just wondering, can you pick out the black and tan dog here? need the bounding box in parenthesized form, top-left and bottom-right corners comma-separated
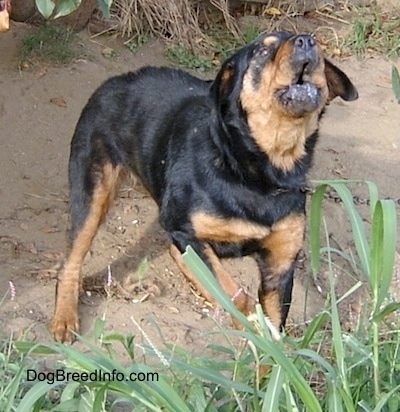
(50, 32, 358, 342)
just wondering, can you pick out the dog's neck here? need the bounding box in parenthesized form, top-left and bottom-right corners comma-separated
(245, 109, 320, 173)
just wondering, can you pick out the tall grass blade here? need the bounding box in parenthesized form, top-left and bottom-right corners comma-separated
(326, 182, 370, 275)
(300, 311, 329, 348)
(182, 246, 254, 330)
(324, 219, 355, 412)
(16, 382, 63, 412)
(365, 180, 379, 219)
(369, 200, 397, 314)
(309, 184, 328, 276)
(391, 65, 400, 103)
(262, 365, 285, 412)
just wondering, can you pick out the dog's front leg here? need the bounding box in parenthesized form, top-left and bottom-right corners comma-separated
(257, 213, 305, 330)
(169, 235, 256, 320)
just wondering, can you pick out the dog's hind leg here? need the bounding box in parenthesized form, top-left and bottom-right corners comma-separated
(50, 157, 122, 343)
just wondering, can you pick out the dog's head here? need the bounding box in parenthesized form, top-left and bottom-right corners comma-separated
(211, 32, 358, 171)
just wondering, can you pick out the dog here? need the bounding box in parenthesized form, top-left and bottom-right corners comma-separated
(50, 32, 358, 342)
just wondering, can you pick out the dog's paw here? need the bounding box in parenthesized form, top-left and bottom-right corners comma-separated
(50, 313, 79, 343)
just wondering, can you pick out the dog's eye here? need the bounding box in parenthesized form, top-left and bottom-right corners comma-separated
(253, 46, 271, 58)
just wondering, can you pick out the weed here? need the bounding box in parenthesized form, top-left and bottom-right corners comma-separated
(20, 23, 81, 65)
(166, 45, 214, 72)
(345, 7, 400, 57)
(124, 34, 152, 53)
(166, 25, 260, 72)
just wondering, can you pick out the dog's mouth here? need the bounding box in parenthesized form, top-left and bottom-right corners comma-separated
(274, 35, 324, 116)
(275, 67, 321, 117)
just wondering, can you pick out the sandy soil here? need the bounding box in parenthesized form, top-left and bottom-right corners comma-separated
(0, 23, 399, 357)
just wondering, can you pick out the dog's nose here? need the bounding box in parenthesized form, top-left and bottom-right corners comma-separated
(292, 35, 317, 66)
(294, 35, 316, 52)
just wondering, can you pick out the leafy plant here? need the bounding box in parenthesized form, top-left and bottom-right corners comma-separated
(35, 0, 113, 20)
(20, 24, 80, 65)
(166, 45, 214, 72)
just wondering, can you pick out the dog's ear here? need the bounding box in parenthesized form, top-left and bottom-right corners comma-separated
(324, 59, 358, 101)
(211, 49, 250, 110)
(211, 59, 238, 105)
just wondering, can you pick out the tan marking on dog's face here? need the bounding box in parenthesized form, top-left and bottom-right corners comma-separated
(240, 35, 329, 172)
(262, 34, 279, 47)
(191, 211, 270, 243)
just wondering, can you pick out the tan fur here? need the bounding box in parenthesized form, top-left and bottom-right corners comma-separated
(51, 163, 122, 342)
(259, 289, 282, 329)
(240, 41, 329, 172)
(262, 35, 279, 47)
(257, 213, 305, 329)
(262, 213, 305, 274)
(191, 211, 270, 243)
(170, 244, 216, 304)
(202, 245, 256, 315)
(170, 244, 256, 316)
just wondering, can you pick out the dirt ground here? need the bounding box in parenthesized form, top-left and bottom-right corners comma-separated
(0, 23, 399, 358)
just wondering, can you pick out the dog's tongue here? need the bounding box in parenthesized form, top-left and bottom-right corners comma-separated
(275, 83, 321, 116)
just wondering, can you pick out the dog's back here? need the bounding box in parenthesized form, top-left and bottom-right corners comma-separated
(69, 67, 209, 201)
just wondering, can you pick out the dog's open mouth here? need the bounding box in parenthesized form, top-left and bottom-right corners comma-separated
(275, 62, 322, 116)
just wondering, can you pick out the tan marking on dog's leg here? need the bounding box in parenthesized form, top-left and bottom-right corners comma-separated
(202, 245, 256, 317)
(259, 290, 282, 331)
(170, 244, 256, 329)
(259, 213, 305, 330)
(170, 244, 216, 305)
(191, 211, 270, 243)
(50, 164, 121, 343)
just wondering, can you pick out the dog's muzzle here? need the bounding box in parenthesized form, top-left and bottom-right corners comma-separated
(275, 35, 323, 116)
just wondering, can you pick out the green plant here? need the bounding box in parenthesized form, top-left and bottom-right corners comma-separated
(166, 25, 260, 72)
(125, 34, 152, 53)
(0, 334, 41, 412)
(392, 65, 400, 103)
(166, 45, 214, 72)
(35, 0, 113, 20)
(345, 8, 400, 57)
(20, 23, 80, 65)
(310, 180, 398, 407)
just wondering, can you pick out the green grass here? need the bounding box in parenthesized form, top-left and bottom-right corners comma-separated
(166, 25, 260, 72)
(124, 34, 153, 53)
(20, 23, 81, 65)
(345, 8, 400, 57)
(3, 180, 399, 411)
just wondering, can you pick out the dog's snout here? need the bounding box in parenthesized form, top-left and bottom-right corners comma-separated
(292, 35, 318, 68)
(294, 35, 316, 52)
